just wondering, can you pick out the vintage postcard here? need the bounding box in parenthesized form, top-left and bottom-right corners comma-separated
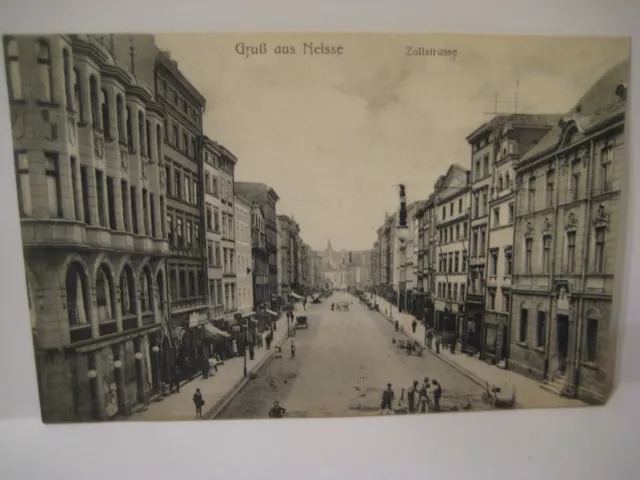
(1, 32, 629, 423)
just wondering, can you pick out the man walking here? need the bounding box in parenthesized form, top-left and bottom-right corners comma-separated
(380, 383, 395, 415)
(268, 400, 286, 418)
(265, 332, 272, 350)
(290, 341, 296, 359)
(426, 329, 434, 350)
(172, 365, 181, 393)
(193, 388, 205, 419)
(411, 318, 418, 333)
(407, 381, 419, 413)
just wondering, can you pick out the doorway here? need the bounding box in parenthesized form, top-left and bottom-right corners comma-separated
(556, 314, 569, 374)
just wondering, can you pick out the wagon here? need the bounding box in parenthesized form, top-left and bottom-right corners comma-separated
(295, 316, 309, 329)
(481, 381, 516, 409)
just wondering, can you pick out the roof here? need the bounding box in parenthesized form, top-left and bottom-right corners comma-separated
(519, 58, 629, 165)
(235, 182, 280, 202)
(466, 114, 563, 143)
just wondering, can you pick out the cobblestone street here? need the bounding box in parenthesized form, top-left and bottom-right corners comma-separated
(217, 293, 488, 420)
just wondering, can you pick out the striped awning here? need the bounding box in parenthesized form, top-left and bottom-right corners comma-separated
(265, 309, 279, 317)
(203, 322, 231, 340)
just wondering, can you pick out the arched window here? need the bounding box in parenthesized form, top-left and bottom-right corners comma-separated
(73, 68, 83, 122)
(4, 38, 22, 100)
(66, 262, 89, 327)
(36, 39, 53, 102)
(189, 271, 196, 297)
(505, 172, 511, 189)
(140, 268, 153, 312)
(156, 270, 165, 306)
(116, 95, 125, 142)
(146, 119, 152, 157)
(63, 49, 72, 108)
(138, 111, 146, 155)
(89, 75, 99, 128)
(96, 265, 115, 322)
(156, 125, 163, 163)
(498, 175, 503, 191)
(119, 265, 137, 315)
(101, 89, 110, 137)
(126, 106, 133, 150)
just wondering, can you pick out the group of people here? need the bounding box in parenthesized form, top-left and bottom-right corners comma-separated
(380, 378, 443, 415)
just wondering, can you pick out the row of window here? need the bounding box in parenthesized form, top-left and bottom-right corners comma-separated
(438, 221, 468, 245)
(522, 227, 606, 275)
(163, 118, 198, 160)
(522, 146, 614, 214)
(206, 279, 239, 311)
(169, 268, 206, 301)
(16, 151, 165, 241)
(436, 281, 466, 303)
(438, 250, 468, 275)
(165, 164, 199, 206)
(166, 211, 201, 250)
(517, 308, 598, 363)
(157, 77, 201, 126)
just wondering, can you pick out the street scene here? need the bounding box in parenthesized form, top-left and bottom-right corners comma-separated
(2, 32, 628, 423)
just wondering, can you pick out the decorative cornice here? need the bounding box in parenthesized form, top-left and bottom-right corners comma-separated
(593, 203, 610, 228)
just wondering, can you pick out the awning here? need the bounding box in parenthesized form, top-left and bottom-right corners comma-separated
(290, 292, 303, 300)
(265, 309, 279, 317)
(242, 311, 256, 319)
(203, 322, 231, 340)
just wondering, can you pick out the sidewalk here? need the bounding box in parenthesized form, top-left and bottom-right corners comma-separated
(126, 315, 290, 422)
(371, 295, 586, 409)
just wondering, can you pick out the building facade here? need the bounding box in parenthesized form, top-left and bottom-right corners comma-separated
(215, 145, 237, 321)
(277, 215, 292, 301)
(469, 114, 560, 362)
(509, 59, 628, 404)
(203, 137, 223, 323)
(155, 47, 210, 369)
(416, 195, 436, 324)
(433, 165, 470, 340)
(234, 194, 254, 321)
(234, 182, 279, 310)
(9, 35, 171, 422)
(250, 202, 270, 321)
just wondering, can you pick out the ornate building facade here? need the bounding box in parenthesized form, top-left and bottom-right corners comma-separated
(509, 59, 628, 404)
(7, 35, 171, 422)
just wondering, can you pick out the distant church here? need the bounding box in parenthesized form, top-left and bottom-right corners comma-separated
(322, 239, 348, 288)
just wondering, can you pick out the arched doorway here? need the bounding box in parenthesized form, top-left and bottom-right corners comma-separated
(66, 262, 92, 343)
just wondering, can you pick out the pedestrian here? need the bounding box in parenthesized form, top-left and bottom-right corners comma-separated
(427, 329, 434, 350)
(418, 378, 429, 413)
(380, 383, 395, 415)
(201, 356, 210, 379)
(394, 320, 399, 332)
(172, 365, 181, 393)
(193, 388, 205, 418)
(266, 333, 272, 350)
(290, 341, 296, 359)
(268, 400, 287, 418)
(435, 335, 441, 354)
(450, 336, 456, 354)
(407, 381, 419, 413)
(249, 342, 255, 360)
(412, 319, 417, 333)
(432, 380, 442, 411)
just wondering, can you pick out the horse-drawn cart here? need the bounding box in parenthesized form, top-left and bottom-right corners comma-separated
(394, 339, 424, 356)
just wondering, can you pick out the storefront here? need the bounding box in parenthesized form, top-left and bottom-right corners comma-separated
(481, 311, 508, 364)
(463, 293, 485, 354)
(169, 310, 210, 380)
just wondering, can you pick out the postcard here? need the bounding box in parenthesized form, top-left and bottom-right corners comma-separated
(1, 32, 629, 423)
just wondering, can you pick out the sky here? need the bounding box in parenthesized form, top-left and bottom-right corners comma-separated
(154, 33, 628, 252)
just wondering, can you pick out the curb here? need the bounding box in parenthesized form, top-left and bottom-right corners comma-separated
(374, 302, 487, 389)
(206, 330, 289, 420)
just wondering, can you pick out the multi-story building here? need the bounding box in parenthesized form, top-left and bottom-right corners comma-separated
(250, 201, 270, 326)
(416, 194, 436, 324)
(509, 59, 628, 404)
(203, 137, 223, 323)
(154, 47, 211, 367)
(8, 35, 171, 421)
(234, 182, 279, 310)
(433, 165, 470, 340)
(300, 242, 311, 293)
(234, 194, 254, 322)
(277, 215, 292, 301)
(464, 122, 494, 352)
(276, 216, 283, 302)
(469, 114, 560, 362)
(216, 146, 237, 320)
(402, 200, 423, 315)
